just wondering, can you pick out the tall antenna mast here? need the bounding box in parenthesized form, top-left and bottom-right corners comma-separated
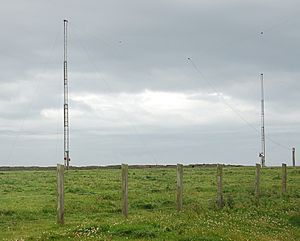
(260, 73, 266, 167)
(63, 19, 70, 169)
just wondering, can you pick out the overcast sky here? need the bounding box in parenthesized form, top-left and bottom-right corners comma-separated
(0, 0, 299, 166)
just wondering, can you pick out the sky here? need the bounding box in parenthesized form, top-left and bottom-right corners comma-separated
(0, 0, 299, 166)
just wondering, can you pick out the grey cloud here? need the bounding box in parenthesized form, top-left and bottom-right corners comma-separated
(0, 0, 299, 166)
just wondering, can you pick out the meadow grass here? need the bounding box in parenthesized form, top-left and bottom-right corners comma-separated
(0, 166, 299, 240)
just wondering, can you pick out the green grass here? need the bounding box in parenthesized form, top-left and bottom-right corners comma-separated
(0, 166, 299, 240)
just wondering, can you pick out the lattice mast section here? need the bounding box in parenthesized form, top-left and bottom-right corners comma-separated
(63, 20, 70, 169)
(260, 73, 266, 167)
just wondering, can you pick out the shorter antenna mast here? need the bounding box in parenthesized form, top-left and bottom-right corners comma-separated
(260, 73, 266, 167)
(63, 19, 70, 169)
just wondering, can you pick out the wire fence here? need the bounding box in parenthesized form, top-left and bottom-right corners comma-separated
(1, 164, 299, 225)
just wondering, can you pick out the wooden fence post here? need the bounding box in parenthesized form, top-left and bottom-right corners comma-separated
(176, 164, 183, 211)
(217, 164, 224, 209)
(282, 163, 287, 195)
(122, 164, 128, 218)
(255, 164, 261, 200)
(292, 148, 296, 167)
(57, 164, 64, 224)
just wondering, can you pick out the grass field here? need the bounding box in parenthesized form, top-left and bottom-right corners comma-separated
(0, 165, 299, 240)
